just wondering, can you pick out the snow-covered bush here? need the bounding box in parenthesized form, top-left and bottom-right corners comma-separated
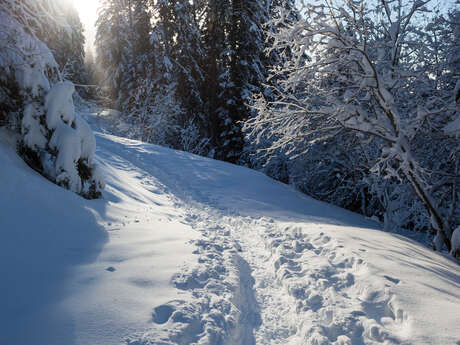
(124, 78, 183, 146)
(0, 7, 104, 199)
(123, 77, 213, 156)
(179, 119, 212, 157)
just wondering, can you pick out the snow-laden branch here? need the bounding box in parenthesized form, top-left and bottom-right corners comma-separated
(244, 0, 459, 253)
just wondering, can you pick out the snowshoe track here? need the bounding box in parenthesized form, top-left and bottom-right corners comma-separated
(235, 219, 410, 345)
(109, 136, 410, 345)
(126, 208, 261, 345)
(124, 195, 410, 345)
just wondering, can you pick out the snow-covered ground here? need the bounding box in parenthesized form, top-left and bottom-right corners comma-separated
(0, 105, 459, 345)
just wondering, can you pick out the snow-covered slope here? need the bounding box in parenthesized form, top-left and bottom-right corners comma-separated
(0, 126, 199, 345)
(0, 108, 458, 345)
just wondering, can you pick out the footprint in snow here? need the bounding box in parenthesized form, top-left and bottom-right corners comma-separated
(383, 275, 400, 284)
(152, 305, 174, 324)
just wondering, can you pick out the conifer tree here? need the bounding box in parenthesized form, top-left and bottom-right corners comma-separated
(96, 0, 151, 108)
(96, 0, 130, 104)
(151, 0, 205, 128)
(200, 0, 231, 149)
(0, 0, 104, 198)
(200, 0, 269, 162)
(170, 1, 206, 129)
(55, 7, 87, 86)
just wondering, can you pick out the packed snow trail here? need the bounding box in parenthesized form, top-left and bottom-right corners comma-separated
(0, 105, 458, 345)
(97, 130, 457, 345)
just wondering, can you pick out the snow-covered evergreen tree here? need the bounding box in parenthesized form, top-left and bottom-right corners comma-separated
(168, 0, 206, 130)
(96, 0, 149, 107)
(45, 3, 88, 87)
(199, 0, 269, 162)
(224, 0, 268, 162)
(199, 0, 232, 152)
(0, 0, 104, 198)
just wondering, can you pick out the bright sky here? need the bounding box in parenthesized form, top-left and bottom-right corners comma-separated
(71, 0, 100, 53)
(73, 0, 457, 53)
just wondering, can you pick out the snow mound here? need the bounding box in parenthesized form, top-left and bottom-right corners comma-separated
(45, 81, 76, 129)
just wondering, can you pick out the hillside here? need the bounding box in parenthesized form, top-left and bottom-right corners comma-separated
(0, 107, 459, 345)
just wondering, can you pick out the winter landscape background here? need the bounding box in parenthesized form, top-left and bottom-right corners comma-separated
(0, 0, 459, 344)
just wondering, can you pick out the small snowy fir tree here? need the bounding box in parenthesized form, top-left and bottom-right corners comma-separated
(0, 0, 104, 199)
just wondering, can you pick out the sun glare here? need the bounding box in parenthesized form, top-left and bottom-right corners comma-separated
(71, 0, 100, 51)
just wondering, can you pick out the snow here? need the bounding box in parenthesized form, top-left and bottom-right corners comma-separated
(45, 81, 76, 130)
(0, 127, 106, 345)
(49, 121, 82, 191)
(0, 125, 198, 345)
(451, 227, 460, 258)
(75, 113, 96, 162)
(444, 116, 460, 138)
(0, 105, 459, 345)
(0, 11, 56, 97)
(22, 103, 47, 150)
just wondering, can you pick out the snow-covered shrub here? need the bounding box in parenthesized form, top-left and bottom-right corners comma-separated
(124, 78, 183, 146)
(123, 77, 213, 156)
(179, 119, 212, 157)
(0, 8, 104, 199)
